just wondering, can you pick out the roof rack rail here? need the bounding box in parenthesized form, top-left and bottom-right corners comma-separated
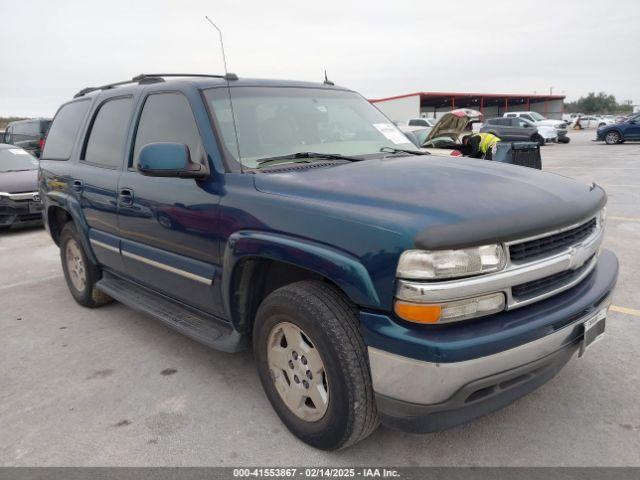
(73, 73, 238, 98)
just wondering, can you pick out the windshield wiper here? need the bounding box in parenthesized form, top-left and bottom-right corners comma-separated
(255, 152, 362, 168)
(3, 169, 34, 172)
(380, 147, 430, 156)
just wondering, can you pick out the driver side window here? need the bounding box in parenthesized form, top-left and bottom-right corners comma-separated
(132, 92, 204, 168)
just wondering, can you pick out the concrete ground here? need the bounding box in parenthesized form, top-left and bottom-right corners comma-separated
(1, 130, 639, 466)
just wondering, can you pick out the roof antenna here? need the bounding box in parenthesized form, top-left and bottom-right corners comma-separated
(205, 16, 243, 171)
(323, 69, 334, 86)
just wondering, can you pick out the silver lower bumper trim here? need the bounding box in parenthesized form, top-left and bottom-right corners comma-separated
(368, 297, 610, 405)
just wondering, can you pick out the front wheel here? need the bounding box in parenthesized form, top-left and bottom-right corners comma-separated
(604, 131, 621, 145)
(60, 223, 112, 308)
(253, 281, 378, 450)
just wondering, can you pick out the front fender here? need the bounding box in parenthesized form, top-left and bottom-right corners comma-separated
(221, 230, 382, 319)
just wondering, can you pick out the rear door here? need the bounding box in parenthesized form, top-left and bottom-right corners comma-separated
(75, 95, 135, 271)
(117, 91, 224, 316)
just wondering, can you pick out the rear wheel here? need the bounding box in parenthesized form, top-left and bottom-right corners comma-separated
(253, 281, 378, 450)
(60, 223, 112, 308)
(532, 134, 545, 146)
(605, 131, 621, 145)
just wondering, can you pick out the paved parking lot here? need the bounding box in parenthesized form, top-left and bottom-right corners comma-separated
(1, 130, 639, 466)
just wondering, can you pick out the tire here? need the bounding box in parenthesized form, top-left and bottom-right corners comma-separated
(604, 131, 621, 145)
(253, 280, 378, 450)
(559, 136, 571, 144)
(598, 123, 606, 128)
(59, 222, 112, 308)
(157, 212, 176, 229)
(532, 134, 545, 146)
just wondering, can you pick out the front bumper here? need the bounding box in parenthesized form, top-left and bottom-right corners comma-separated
(0, 193, 43, 228)
(362, 249, 618, 433)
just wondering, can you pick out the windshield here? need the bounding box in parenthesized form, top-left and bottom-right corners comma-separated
(0, 148, 38, 172)
(529, 112, 546, 121)
(204, 87, 416, 169)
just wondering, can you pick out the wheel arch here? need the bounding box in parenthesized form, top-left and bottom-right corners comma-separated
(605, 129, 623, 143)
(44, 192, 97, 264)
(222, 231, 381, 334)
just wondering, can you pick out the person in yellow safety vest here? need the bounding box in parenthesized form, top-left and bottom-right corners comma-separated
(461, 132, 501, 159)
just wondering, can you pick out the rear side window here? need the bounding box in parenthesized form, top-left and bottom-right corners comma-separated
(42, 100, 90, 160)
(505, 113, 516, 118)
(132, 92, 203, 168)
(83, 97, 134, 168)
(41, 120, 52, 136)
(14, 123, 38, 136)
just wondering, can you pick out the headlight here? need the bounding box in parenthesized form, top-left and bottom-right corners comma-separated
(397, 244, 505, 280)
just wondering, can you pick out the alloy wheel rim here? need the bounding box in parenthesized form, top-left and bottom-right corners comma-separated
(66, 239, 87, 292)
(606, 133, 618, 143)
(267, 321, 329, 422)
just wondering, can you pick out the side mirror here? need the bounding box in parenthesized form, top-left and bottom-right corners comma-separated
(137, 143, 209, 179)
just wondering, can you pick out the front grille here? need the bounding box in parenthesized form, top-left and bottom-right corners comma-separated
(509, 218, 597, 262)
(512, 255, 594, 300)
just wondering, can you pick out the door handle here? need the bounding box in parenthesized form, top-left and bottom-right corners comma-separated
(119, 188, 134, 206)
(72, 180, 83, 192)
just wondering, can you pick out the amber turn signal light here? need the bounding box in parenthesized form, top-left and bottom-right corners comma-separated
(394, 301, 442, 324)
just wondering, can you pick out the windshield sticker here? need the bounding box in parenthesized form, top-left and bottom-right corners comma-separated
(8, 149, 29, 155)
(373, 123, 408, 144)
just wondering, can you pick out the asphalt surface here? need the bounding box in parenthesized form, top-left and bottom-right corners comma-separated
(1, 130, 639, 466)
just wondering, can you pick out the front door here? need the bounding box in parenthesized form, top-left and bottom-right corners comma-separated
(117, 91, 224, 316)
(624, 116, 640, 139)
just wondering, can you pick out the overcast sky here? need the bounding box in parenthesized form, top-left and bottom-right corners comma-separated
(1, 0, 639, 117)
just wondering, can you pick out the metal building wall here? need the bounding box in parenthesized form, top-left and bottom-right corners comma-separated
(372, 95, 421, 123)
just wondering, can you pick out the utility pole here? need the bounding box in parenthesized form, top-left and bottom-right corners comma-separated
(550, 86, 554, 95)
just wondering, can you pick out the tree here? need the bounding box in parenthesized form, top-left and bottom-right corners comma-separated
(564, 92, 632, 115)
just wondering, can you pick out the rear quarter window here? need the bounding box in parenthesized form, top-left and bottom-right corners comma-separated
(42, 100, 90, 160)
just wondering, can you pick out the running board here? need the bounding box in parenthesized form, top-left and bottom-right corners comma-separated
(96, 273, 246, 352)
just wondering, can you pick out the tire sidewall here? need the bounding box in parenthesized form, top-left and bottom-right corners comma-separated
(254, 296, 354, 449)
(60, 223, 99, 305)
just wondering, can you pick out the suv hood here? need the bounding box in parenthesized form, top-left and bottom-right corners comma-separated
(0, 169, 38, 193)
(254, 156, 606, 250)
(424, 109, 483, 144)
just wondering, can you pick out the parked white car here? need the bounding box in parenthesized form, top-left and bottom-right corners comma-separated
(576, 116, 615, 128)
(503, 111, 570, 143)
(407, 118, 436, 128)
